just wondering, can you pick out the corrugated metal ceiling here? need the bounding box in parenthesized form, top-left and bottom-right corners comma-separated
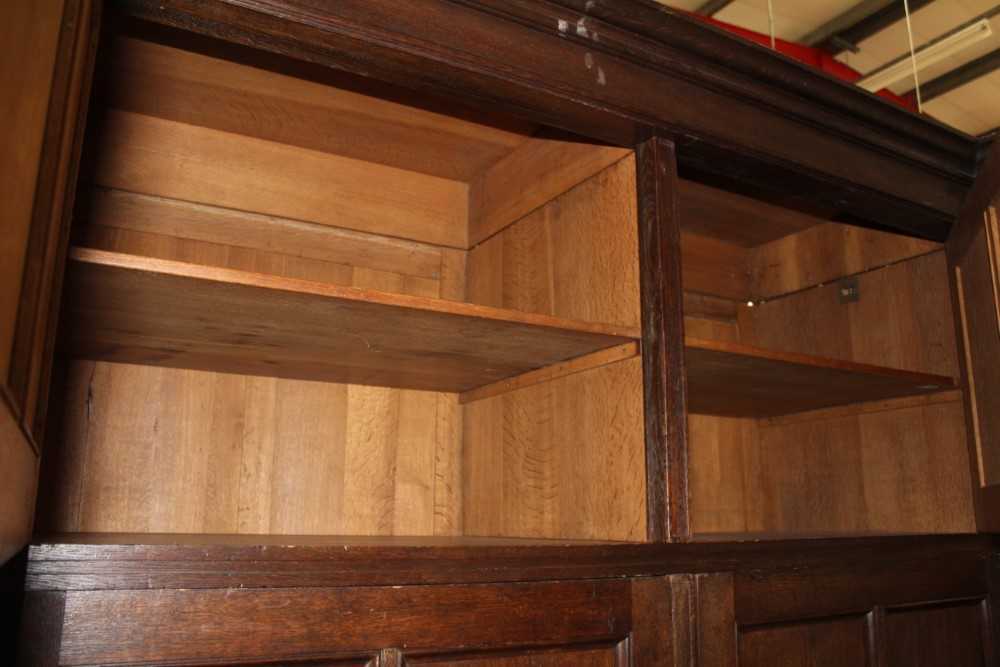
(658, 0, 1000, 137)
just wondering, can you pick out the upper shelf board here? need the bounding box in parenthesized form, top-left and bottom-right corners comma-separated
(685, 338, 957, 418)
(66, 248, 639, 393)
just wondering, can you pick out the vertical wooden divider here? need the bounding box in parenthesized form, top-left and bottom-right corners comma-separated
(636, 135, 690, 542)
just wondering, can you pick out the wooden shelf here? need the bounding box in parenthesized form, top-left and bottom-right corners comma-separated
(30, 533, 625, 550)
(685, 338, 957, 418)
(66, 248, 639, 393)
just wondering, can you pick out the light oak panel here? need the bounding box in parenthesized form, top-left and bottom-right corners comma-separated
(685, 338, 955, 418)
(688, 414, 760, 534)
(66, 249, 636, 393)
(105, 36, 532, 182)
(40, 265, 461, 535)
(679, 233, 752, 301)
(93, 111, 469, 248)
(687, 253, 973, 537)
(740, 251, 959, 377)
(749, 222, 941, 299)
(88, 189, 444, 280)
(467, 155, 640, 327)
(39, 227, 463, 537)
(678, 179, 822, 247)
(468, 137, 631, 246)
(464, 156, 644, 541)
(688, 395, 975, 536)
(463, 358, 646, 541)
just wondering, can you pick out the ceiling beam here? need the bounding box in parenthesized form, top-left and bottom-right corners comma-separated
(901, 48, 1000, 103)
(694, 0, 736, 17)
(808, 0, 937, 55)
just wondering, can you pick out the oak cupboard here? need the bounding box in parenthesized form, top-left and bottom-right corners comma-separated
(3, 0, 1000, 664)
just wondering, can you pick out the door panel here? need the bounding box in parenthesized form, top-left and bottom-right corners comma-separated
(0, 0, 96, 564)
(884, 602, 987, 667)
(739, 617, 869, 667)
(949, 141, 1000, 531)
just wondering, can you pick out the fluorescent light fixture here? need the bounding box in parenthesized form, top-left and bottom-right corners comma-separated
(857, 18, 993, 92)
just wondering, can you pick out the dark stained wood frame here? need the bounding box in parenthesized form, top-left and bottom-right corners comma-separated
(18, 534, 997, 665)
(5, 0, 100, 450)
(637, 136, 689, 542)
(948, 141, 1000, 533)
(112, 0, 980, 240)
(24, 533, 994, 591)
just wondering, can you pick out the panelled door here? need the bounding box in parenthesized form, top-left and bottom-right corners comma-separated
(949, 140, 1000, 532)
(0, 0, 97, 564)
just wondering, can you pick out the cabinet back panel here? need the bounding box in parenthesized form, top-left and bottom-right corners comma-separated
(38, 360, 462, 535)
(688, 253, 974, 537)
(690, 396, 975, 536)
(739, 251, 959, 377)
(92, 110, 470, 248)
(463, 155, 645, 541)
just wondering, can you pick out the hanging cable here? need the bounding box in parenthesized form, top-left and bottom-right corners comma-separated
(767, 0, 777, 50)
(903, 0, 923, 112)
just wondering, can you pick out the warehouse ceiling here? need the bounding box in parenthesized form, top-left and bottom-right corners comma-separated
(658, 0, 1000, 138)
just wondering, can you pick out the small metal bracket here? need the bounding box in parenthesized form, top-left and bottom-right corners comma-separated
(838, 277, 860, 303)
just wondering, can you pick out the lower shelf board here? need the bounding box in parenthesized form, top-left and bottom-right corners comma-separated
(66, 248, 639, 393)
(685, 338, 957, 418)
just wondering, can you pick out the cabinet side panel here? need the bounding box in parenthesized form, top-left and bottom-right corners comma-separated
(464, 155, 644, 541)
(0, 0, 65, 384)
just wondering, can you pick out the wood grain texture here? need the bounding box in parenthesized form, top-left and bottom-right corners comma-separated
(467, 154, 640, 327)
(693, 574, 738, 667)
(677, 179, 821, 247)
(688, 415, 760, 535)
(685, 337, 956, 418)
(463, 359, 645, 541)
(739, 617, 869, 667)
(630, 577, 674, 666)
(40, 229, 464, 537)
(112, 0, 975, 241)
(463, 152, 644, 541)
(749, 222, 941, 298)
(468, 137, 631, 246)
(686, 252, 973, 537)
(93, 110, 470, 247)
(947, 141, 1000, 532)
(690, 397, 975, 536)
(0, 0, 64, 384)
(58, 580, 631, 665)
(9, 0, 98, 446)
(742, 252, 960, 378)
(636, 137, 690, 543)
(754, 401, 973, 535)
(884, 602, 988, 667)
(105, 35, 532, 182)
(65, 248, 636, 393)
(680, 232, 752, 302)
(88, 189, 445, 280)
(406, 646, 621, 666)
(458, 342, 638, 404)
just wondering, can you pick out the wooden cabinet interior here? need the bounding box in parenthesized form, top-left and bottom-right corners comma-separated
(35, 24, 977, 547)
(39, 32, 647, 542)
(682, 184, 975, 539)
